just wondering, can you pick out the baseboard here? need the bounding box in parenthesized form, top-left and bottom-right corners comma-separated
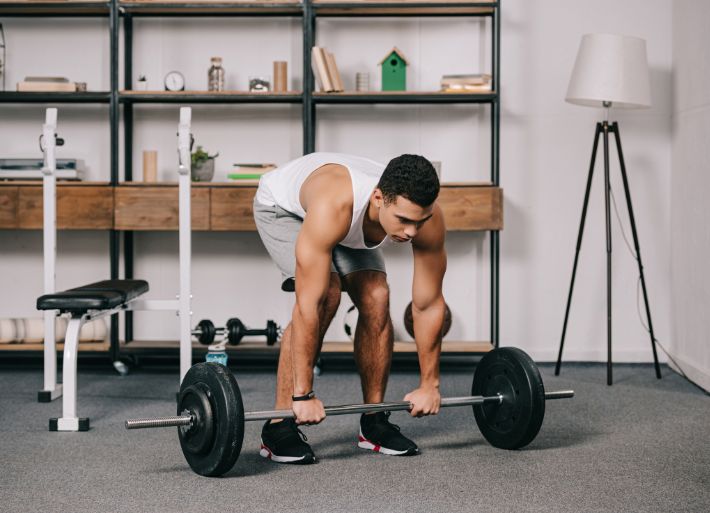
(666, 353, 710, 393)
(527, 348, 670, 364)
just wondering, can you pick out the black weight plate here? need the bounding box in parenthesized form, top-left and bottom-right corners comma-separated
(266, 320, 278, 345)
(403, 301, 452, 339)
(226, 318, 243, 346)
(471, 347, 545, 450)
(197, 319, 216, 345)
(178, 384, 215, 455)
(178, 362, 245, 476)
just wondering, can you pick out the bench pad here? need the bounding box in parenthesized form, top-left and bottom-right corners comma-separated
(37, 279, 149, 313)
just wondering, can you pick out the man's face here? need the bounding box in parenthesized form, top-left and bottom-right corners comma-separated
(375, 191, 434, 243)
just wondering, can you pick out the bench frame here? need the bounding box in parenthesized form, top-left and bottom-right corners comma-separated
(38, 108, 194, 431)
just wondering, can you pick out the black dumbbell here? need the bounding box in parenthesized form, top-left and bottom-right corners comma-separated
(192, 319, 220, 345)
(226, 318, 279, 346)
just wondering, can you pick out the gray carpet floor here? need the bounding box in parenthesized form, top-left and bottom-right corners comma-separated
(0, 362, 708, 513)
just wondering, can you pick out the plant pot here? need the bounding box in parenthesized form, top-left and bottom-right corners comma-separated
(192, 158, 215, 182)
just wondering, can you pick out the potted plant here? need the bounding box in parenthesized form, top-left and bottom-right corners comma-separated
(191, 145, 219, 182)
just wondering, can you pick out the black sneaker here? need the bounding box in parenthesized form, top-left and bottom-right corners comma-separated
(358, 411, 419, 456)
(260, 419, 316, 464)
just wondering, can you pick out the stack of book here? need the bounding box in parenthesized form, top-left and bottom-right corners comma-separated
(227, 163, 277, 184)
(311, 46, 344, 93)
(440, 73, 492, 93)
(16, 77, 77, 92)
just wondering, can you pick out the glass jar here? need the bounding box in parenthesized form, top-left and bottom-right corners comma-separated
(208, 57, 225, 92)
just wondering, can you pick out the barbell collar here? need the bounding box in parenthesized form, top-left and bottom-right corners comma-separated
(125, 415, 193, 430)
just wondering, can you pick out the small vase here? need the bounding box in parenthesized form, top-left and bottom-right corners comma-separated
(192, 159, 215, 182)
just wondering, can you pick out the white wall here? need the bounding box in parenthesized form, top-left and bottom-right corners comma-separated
(0, 1, 676, 363)
(670, 0, 710, 391)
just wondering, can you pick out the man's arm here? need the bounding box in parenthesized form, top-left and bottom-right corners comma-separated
(405, 204, 447, 416)
(291, 199, 349, 423)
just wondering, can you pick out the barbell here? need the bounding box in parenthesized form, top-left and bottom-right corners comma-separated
(125, 347, 574, 477)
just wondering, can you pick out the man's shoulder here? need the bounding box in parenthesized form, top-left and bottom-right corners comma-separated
(301, 164, 353, 209)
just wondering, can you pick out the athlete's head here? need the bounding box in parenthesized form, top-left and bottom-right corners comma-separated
(372, 154, 440, 242)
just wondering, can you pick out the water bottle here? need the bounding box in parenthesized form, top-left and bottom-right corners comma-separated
(206, 342, 228, 366)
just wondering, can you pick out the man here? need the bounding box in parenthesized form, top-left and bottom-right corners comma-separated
(253, 152, 447, 464)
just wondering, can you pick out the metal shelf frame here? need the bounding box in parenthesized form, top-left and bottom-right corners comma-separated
(0, 0, 501, 363)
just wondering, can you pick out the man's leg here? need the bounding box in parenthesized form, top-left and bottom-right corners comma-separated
(273, 272, 342, 410)
(342, 270, 394, 404)
(343, 269, 419, 456)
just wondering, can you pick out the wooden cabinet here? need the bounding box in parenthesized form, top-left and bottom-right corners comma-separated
(0, 182, 502, 232)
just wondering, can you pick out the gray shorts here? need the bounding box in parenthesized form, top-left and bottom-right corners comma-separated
(253, 200, 386, 290)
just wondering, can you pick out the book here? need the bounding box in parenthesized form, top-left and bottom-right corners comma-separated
(228, 163, 276, 182)
(17, 81, 77, 92)
(441, 83, 493, 93)
(324, 50, 344, 92)
(440, 73, 492, 92)
(440, 73, 491, 85)
(311, 46, 334, 92)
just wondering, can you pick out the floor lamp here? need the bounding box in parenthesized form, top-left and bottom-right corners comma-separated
(555, 33, 662, 385)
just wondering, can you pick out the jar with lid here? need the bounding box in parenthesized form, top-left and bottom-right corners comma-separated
(208, 57, 225, 92)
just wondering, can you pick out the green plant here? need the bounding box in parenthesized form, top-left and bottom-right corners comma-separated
(191, 145, 219, 168)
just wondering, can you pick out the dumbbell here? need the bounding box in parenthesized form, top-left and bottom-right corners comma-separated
(125, 347, 574, 477)
(192, 319, 280, 346)
(226, 318, 279, 346)
(192, 319, 221, 345)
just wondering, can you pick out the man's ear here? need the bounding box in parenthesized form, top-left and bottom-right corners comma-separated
(372, 188, 384, 208)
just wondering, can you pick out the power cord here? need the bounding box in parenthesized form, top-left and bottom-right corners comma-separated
(609, 185, 689, 380)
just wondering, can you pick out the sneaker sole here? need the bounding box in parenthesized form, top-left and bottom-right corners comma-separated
(259, 443, 316, 464)
(357, 435, 418, 456)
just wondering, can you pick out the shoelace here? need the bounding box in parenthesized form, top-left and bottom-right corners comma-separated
(268, 421, 309, 444)
(383, 411, 402, 433)
(295, 426, 308, 442)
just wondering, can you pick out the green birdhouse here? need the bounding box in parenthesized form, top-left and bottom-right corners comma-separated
(379, 47, 409, 91)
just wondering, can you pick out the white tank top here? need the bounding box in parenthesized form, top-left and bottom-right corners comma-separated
(255, 152, 392, 250)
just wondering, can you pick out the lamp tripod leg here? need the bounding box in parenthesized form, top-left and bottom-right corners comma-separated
(611, 123, 662, 379)
(556, 122, 603, 376)
(602, 122, 613, 386)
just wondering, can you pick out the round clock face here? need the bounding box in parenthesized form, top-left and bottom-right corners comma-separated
(164, 71, 185, 92)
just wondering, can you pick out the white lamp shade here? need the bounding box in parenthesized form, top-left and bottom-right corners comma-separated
(566, 33, 651, 109)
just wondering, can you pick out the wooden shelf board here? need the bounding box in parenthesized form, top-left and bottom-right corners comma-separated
(120, 339, 493, 353)
(120, 90, 302, 96)
(315, 90, 493, 96)
(0, 341, 110, 352)
(118, 0, 303, 15)
(0, 181, 109, 186)
(114, 181, 494, 187)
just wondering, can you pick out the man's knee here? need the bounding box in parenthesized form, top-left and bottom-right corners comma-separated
(357, 281, 390, 318)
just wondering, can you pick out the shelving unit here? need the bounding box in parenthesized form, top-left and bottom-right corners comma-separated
(0, 0, 501, 365)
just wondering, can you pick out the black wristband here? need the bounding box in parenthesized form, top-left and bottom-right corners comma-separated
(292, 390, 315, 402)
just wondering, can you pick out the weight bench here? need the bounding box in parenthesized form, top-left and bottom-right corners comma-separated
(37, 279, 149, 431)
(35, 108, 195, 431)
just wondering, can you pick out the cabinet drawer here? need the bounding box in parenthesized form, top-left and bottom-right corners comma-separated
(0, 187, 19, 228)
(439, 186, 503, 231)
(17, 186, 113, 230)
(114, 186, 210, 230)
(210, 187, 257, 231)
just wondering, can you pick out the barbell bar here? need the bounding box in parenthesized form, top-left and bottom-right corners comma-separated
(126, 390, 574, 430)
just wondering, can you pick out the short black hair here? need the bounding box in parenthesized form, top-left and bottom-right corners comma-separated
(377, 154, 440, 207)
